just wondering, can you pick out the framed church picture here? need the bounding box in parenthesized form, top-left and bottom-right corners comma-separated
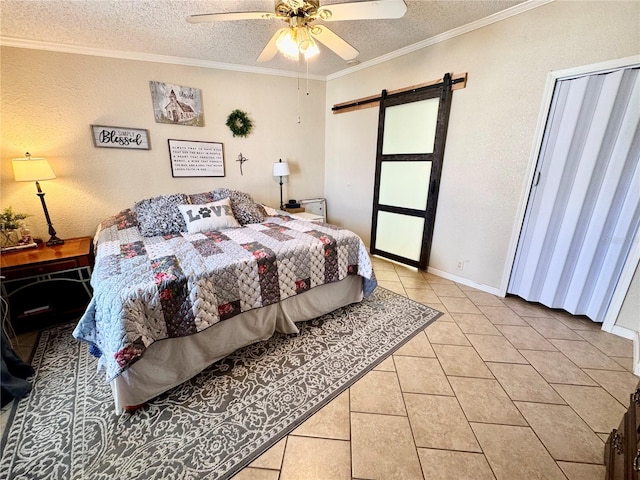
(149, 81, 204, 127)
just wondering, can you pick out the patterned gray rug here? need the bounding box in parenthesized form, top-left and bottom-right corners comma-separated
(0, 287, 441, 480)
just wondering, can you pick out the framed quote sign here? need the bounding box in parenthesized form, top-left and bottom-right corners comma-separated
(168, 139, 225, 177)
(91, 125, 150, 149)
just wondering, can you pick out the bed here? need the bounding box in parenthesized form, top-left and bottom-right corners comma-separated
(73, 189, 377, 413)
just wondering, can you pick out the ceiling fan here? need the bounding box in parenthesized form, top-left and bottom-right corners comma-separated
(187, 0, 407, 62)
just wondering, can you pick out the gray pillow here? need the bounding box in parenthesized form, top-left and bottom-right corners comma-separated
(188, 191, 215, 205)
(212, 188, 264, 225)
(134, 193, 189, 236)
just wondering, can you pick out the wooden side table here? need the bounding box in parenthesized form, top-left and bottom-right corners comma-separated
(1, 237, 93, 329)
(283, 207, 305, 214)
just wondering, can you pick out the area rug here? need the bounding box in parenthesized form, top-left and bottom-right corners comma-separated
(0, 287, 441, 480)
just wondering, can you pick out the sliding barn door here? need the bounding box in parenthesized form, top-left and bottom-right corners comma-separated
(370, 74, 454, 269)
(509, 66, 640, 322)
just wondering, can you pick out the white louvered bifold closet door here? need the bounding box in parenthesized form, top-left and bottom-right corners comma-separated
(508, 66, 640, 322)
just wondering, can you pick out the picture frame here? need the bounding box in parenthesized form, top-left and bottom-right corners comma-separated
(168, 139, 225, 177)
(149, 81, 204, 127)
(91, 125, 151, 150)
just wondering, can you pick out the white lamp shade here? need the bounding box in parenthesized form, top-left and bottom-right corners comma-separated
(273, 161, 290, 177)
(12, 157, 56, 182)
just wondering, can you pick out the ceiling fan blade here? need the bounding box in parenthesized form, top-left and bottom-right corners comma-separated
(310, 25, 359, 61)
(187, 11, 276, 23)
(318, 0, 407, 21)
(257, 28, 286, 62)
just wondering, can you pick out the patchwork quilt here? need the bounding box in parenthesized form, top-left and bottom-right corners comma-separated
(73, 209, 377, 382)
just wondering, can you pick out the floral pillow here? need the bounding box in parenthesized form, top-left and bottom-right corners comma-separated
(178, 198, 240, 234)
(134, 193, 188, 237)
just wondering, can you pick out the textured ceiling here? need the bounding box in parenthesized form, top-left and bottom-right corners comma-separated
(0, 0, 527, 77)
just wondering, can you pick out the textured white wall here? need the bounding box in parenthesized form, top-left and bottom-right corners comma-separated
(324, 1, 640, 293)
(1, 48, 326, 240)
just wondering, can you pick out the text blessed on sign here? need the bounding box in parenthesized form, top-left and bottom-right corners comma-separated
(168, 139, 225, 177)
(91, 125, 151, 150)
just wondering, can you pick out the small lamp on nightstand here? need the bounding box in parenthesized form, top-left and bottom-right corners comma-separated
(272, 159, 290, 210)
(11, 152, 64, 246)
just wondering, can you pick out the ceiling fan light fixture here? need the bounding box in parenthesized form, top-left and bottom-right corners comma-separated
(297, 26, 320, 59)
(275, 26, 319, 61)
(296, 26, 312, 51)
(189, 0, 391, 63)
(275, 28, 300, 60)
(302, 33, 320, 60)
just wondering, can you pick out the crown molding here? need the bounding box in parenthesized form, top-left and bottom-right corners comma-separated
(0, 36, 326, 81)
(0, 0, 552, 83)
(326, 0, 554, 81)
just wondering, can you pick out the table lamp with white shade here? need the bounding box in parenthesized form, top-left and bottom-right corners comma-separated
(11, 152, 64, 246)
(272, 159, 290, 210)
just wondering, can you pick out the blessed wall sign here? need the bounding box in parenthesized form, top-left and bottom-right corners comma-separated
(91, 125, 151, 150)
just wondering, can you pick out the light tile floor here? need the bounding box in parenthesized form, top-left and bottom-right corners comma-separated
(3, 256, 637, 479)
(235, 256, 637, 480)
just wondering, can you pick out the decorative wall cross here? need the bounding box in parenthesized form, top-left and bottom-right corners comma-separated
(237, 153, 249, 175)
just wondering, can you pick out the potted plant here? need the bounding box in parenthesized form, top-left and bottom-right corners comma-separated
(0, 207, 30, 248)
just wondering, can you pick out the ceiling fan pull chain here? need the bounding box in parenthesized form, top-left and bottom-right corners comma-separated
(297, 57, 302, 124)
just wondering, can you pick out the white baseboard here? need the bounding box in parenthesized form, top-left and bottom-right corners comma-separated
(368, 254, 503, 296)
(601, 324, 640, 376)
(426, 267, 503, 296)
(604, 324, 637, 341)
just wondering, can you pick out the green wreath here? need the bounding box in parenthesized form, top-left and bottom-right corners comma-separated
(226, 109, 253, 138)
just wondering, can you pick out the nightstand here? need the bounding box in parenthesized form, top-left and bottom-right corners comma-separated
(1, 236, 93, 331)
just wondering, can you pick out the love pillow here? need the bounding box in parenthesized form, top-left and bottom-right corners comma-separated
(178, 198, 240, 234)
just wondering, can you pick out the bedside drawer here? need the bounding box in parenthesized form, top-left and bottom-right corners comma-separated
(3, 258, 81, 280)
